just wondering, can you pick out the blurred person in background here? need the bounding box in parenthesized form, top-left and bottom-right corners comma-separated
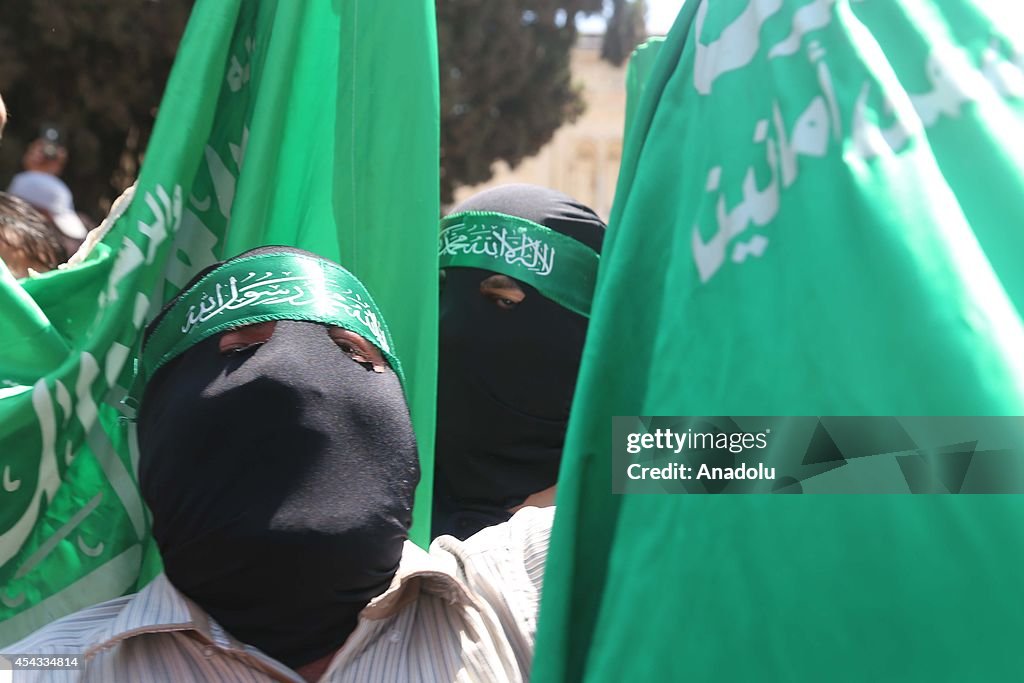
(0, 190, 68, 278)
(21, 127, 68, 176)
(433, 184, 605, 540)
(7, 125, 88, 256)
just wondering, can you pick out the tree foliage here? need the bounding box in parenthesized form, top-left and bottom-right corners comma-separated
(601, 0, 647, 67)
(1, 1, 606, 213)
(0, 0, 193, 219)
(438, 0, 603, 203)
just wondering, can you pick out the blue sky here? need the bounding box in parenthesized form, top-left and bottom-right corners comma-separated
(577, 0, 685, 36)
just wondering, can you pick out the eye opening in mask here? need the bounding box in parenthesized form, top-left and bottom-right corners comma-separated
(479, 273, 526, 310)
(218, 321, 275, 355)
(217, 321, 390, 372)
(327, 326, 389, 372)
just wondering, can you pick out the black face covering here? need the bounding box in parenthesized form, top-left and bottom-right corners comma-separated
(434, 185, 604, 540)
(138, 249, 418, 670)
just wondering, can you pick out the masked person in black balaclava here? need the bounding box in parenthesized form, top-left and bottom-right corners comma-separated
(10, 245, 558, 683)
(434, 185, 605, 540)
(137, 245, 416, 674)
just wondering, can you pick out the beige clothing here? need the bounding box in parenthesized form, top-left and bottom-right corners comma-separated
(4, 507, 554, 682)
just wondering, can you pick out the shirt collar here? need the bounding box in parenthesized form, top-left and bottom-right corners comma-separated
(361, 540, 475, 619)
(86, 573, 203, 656)
(88, 541, 474, 653)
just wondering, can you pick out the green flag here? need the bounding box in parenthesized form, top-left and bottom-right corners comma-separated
(0, 0, 438, 645)
(623, 36, 665, 136)
(534, 1, 1024, 681)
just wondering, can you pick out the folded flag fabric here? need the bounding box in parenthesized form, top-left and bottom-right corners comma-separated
(0, 0, 439, 645)
(533, 1, 1024, 681)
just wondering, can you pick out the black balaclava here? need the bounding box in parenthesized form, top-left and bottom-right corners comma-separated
(434, 184, 605, 540)
(137, 246, 418, 670)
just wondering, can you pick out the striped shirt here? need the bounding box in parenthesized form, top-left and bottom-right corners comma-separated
(3, 507, 554, 682)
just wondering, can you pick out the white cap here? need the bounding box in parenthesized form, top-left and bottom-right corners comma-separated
(7, 171, 87, 239)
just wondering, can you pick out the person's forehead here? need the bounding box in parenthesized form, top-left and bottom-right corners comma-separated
(443, 267, 516, 287)
(480, 273, 521, 288)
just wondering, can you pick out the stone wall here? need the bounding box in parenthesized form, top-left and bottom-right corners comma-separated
(451, 34, 627, 220)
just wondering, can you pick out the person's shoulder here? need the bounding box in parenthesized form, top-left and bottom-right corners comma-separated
(475, 505, 554, 545)
(426, 506, 556, 654)
(431, 504, 553, 556)
(430, 506, 555, 595)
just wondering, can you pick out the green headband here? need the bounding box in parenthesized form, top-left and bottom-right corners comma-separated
(141, 252, 402, 383)
(438, 211, 600, 317)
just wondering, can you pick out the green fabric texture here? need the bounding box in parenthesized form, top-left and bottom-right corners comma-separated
(142, 253, 403, 383)
(0, 0, 438, 645)
(533, 1, 1024, 682)
(439, 211, 600, 317)
(623, 36, 666, 136)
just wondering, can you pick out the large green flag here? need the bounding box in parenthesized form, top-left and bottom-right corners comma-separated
(534, 1, 1024, 681)
(0, 0, 438, 645)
